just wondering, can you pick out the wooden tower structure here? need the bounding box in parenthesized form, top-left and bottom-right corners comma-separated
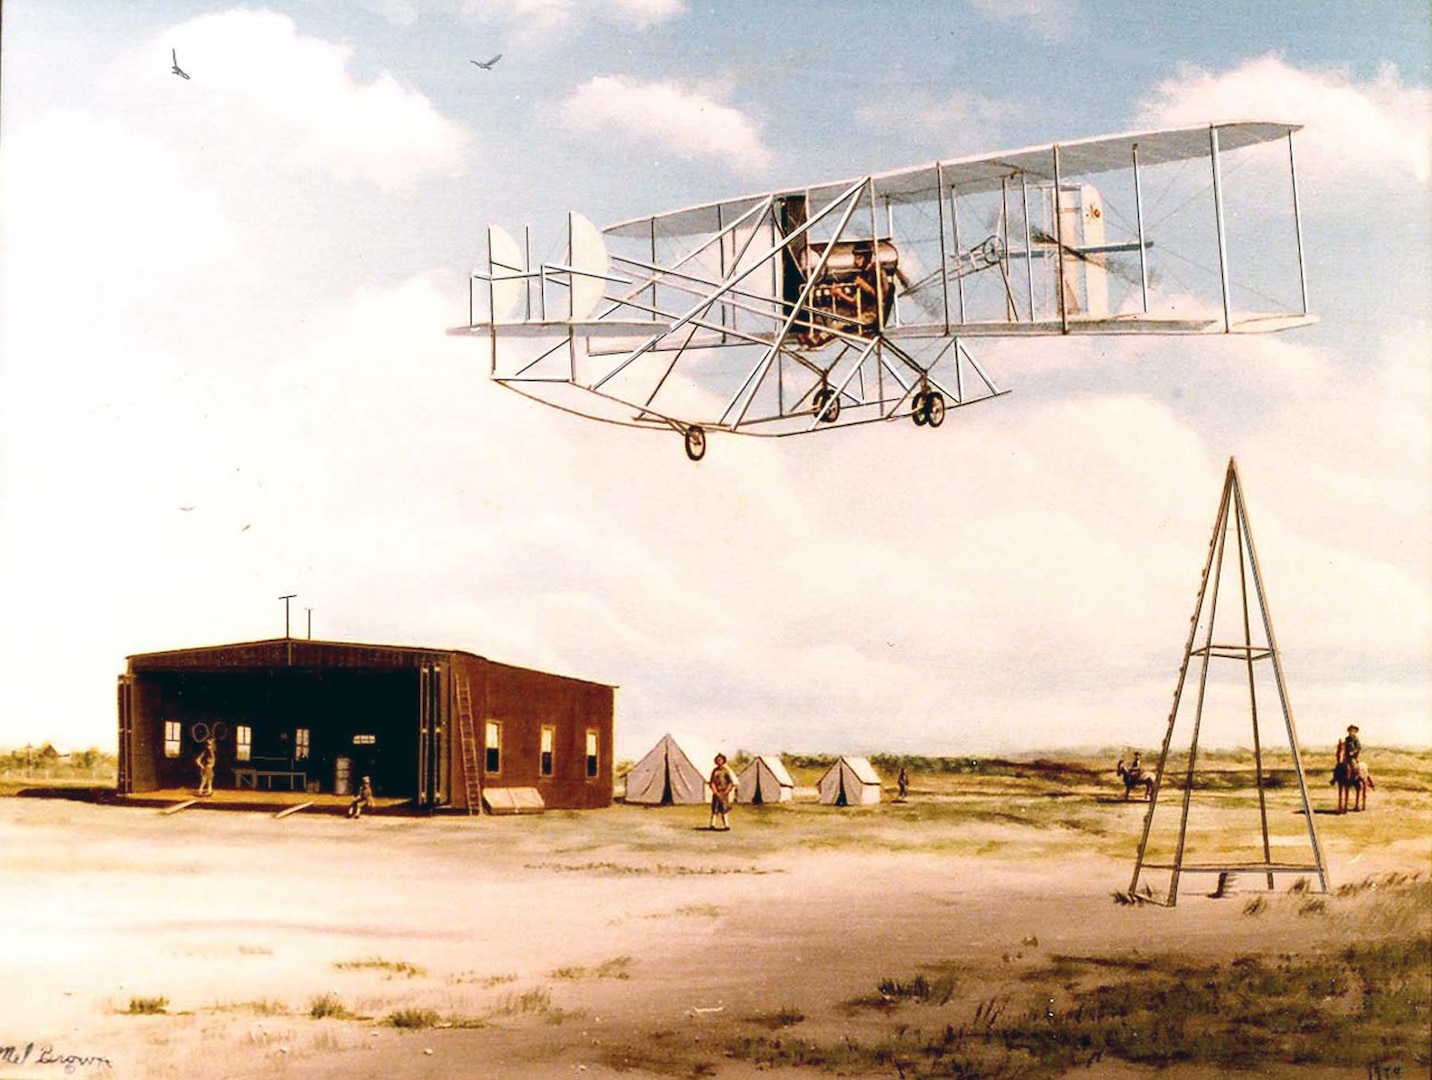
(1130, 458, 1328, 905)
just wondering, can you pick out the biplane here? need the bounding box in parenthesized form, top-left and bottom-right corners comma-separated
(452, 122, 1312, 460)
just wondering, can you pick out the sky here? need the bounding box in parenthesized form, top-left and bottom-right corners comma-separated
(1, 1, 1428, 760)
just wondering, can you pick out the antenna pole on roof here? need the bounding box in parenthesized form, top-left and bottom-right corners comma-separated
(279, 594, 297, 639)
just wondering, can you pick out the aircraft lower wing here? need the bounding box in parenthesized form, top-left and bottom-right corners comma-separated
(457, 121, 1314, 458)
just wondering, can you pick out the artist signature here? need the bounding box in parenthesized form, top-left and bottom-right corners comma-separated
(0, 1042, 112, 1073)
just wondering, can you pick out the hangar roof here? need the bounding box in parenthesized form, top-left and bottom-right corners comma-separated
(126, 637, 616, 688)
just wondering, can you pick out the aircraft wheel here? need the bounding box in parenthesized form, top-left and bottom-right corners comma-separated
(684, 426, 707, 461)
(911, 390, 928, 426)
(211, 721, 230, 741)
(813, 387, 841, 423)
(190, 722, 210, 743)
(925, 391, 946, 428)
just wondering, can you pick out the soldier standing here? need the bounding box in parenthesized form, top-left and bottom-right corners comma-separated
(708, 755, 737, 831)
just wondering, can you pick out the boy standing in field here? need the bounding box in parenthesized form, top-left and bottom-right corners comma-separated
(709, 754, 737, 831)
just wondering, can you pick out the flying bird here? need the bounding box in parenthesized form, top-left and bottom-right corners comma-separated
(470, 53, 502, 70)
(171, 49, 190, 79)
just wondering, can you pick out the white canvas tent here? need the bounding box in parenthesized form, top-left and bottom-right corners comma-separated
(817, 756, 882, 806)
(738, 755, 794, 804)
(623, 733, 719, 805)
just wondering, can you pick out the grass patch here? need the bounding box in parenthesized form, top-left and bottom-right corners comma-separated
(485, 985, 583, 1024)
(848, 972, 958, 1010)
(308, 993, 354, 1020)
(1337, 871, 1424, 898)
(670, 904, 722, 919)
(745, 1005, 805, 1030)
(387, 1008, 442, 1029)
(332, 956, 426, 979)
(380, 1007, 485, 1030)
(447, 970, 518, 987)
(125, 996, 169, 1015)
(526, 861, 779, 877)
(210, 998, 288, 1016)
(491, 987, 554, 1016)
(734, 927, 1431, 1078)
(878, 974, 957, 1005)
(551, 956, 631, 981)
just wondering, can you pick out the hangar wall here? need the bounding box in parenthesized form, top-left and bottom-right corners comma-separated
(119, 639, 614, 813)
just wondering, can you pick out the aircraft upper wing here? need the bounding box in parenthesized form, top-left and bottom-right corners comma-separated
(603, 121, 1301, 239)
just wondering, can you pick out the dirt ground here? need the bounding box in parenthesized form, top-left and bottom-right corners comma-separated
(0, 763, 1427, 1080)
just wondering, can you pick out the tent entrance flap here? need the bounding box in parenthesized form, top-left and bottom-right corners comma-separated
(624, 733, 716, 805)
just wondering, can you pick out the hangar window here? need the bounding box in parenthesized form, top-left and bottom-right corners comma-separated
(586, 730, 599, 779)
(294, 728, 310, 760)
(485, 721, 501, 775)
(164, 721, 181, 758)
(540, 726, 555, 777)
(236, 725, 252, 762)
(353, 734, 376, 745)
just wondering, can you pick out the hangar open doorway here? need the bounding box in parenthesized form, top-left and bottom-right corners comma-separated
(118, 638, 613, 812)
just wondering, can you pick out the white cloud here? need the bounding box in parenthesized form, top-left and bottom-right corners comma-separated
(0, 109, 236, 325)
(1139, 54, 1431, 187)
(967, 0, 1080, 43)
(562, 76, 772, 175)
(112, 9, 467, 191)
(856, 90, 1015, 157)
(463, 0, 684, 37)
(358, 0, 420, 26)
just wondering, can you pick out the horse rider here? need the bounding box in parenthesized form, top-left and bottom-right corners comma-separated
(1343, 725, 1361, 765)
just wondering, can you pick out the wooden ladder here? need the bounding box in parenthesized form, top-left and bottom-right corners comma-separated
(455, 677, 482, 815)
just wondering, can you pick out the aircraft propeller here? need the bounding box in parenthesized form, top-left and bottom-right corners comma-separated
(1029, 227, 1145, 287)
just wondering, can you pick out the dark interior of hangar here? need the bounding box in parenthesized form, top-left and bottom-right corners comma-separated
(121, 638, 615, 811)
(141, 668, 418, 797)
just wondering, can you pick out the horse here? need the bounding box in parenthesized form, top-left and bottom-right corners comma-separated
(1333, 759, 1374, 812)
(1116, 759, 1153, 802)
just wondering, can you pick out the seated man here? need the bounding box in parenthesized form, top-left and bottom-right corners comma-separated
(347, 775, 374, 819)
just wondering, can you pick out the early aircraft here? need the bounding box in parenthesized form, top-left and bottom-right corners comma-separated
(453, 122, 1312, 460)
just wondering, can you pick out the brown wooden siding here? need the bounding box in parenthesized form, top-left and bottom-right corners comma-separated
(445, 655, 614, 811)
(120, 639, 614, 811)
